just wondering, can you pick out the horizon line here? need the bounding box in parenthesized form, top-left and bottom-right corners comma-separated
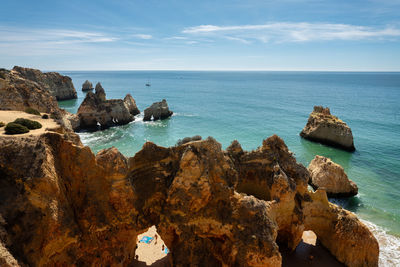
(45, 69, 400, 73)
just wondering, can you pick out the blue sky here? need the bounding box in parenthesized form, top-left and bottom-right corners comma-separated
(1, 0, 400, 70)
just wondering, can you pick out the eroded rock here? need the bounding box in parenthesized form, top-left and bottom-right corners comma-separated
(12, 66, 77, 100)
(0, 133, 378, 266)
(308, 155, 358, 197)
(77, 83, 140, 130)
(143, 99, 173, 121)
(82, 80, 94, 91)
(300, 106, 355, 151)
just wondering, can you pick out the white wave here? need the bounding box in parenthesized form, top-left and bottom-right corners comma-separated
(172, 112, 198, 117)
(361, 219, 400, 266)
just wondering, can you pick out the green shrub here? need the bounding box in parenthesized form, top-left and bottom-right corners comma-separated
(0, 122, 4, 127)
(13, 118, 42, 130)
(42, 114, 49, 119)
(5, 122, 29, 135)
(24, 107, 41, 116)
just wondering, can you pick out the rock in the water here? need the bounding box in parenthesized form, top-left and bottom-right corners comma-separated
(300, 106, 355, 151)
(143, 99, 173, 121)
(308, 155, 358, 197)
(176, 135, 202, 146)
(0, 132, 378, 266)
(12, 66, 77, 100)
(82, 80, 94, 91)
(77, 83, 140, 130)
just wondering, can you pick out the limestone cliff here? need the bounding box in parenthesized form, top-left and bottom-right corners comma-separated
(0, 133, 378, 266)
(0, 68, 59, 113)
(12, 66, 77, 100)
(300, 106, 355, 151)
(77, 83, 140, 130)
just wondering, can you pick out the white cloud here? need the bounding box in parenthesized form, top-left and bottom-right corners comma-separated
(182, 22, 400, 43)
(164, 36, 188, 40)
(132, 34, 153, 39)
(0, 27, 117, 44)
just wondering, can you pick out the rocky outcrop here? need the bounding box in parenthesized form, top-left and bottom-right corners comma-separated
(77, 83, 140, 130)
(308, 155, 358, 197)
(12, 66, 77, 100)
(0, 68, 60, 114)
(82, 80, 94, 91)
(143, 99, 173, 121)
(300, 106, 355, 151)
(0, 132, 378, 266)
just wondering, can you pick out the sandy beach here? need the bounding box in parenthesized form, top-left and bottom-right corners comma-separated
(132, 226, 170, 267)
(0, 110, 59, 136)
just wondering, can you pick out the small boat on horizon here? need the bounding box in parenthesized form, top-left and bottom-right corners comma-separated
(145, 82, 151, 87)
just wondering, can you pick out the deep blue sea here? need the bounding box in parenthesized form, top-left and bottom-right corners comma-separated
(58, 71, 400, 265)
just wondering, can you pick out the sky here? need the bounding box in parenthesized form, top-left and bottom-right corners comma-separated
(1, 0, 400, 71)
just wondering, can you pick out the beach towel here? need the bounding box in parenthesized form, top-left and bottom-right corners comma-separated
(139, 236, 153, 244)
(164, 247, 169, 254)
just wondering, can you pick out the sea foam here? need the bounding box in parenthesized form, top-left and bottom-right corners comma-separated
(361, 219, 400, 266)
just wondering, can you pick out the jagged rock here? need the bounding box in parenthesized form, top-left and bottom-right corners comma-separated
(0, 67, 80, 132)
(143, 99, 173, 121)
(94, 82, 106, 101)
(0, 68, 60, 114)
(82, 80, 94, 91)
(77, 83, 140, 130)
(308, 155, 358, 197)
(12, 66, 77, 100)
(123, 94, 140, 116)
(0, 133, 378, 266)
(300, 106, 355, 151)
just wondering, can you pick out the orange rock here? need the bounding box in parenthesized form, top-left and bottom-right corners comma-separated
(0, 133, 378, 266)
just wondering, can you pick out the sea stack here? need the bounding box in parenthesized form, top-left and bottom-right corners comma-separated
(143, 99, 173, 121)
(308, 155, 358, 197)
(82, 80, 94, 91)
(12, 66, 77, 100)
(77, 82, 140, 130)
(300, 106, 355, 151)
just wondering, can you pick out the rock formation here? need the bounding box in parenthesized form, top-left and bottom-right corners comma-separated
(308, 155, 358, 197)
(0, 132, 378, 266)
(143, 99, 173, 121)
(82, 80, 94, 91)
(0, 68, 81, 132)
(300, 106, 355, 151)
(0, 68, 60, 114)
(12, 66, 77, 100)
(77, 83, 140, 130)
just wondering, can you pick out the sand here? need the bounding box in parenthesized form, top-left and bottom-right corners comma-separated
(132, 226, 170, 267)
(0, 110, 59, 137)
(281, 231, 344, 267)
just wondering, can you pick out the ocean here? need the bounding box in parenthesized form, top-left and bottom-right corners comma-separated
(58, 71, 400, 265)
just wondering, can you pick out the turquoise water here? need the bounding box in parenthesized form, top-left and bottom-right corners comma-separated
(58, 71, 400, 246)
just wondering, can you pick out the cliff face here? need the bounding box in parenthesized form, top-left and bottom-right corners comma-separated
(300, 106, 355, 151)
(12, 66, 77, 100)
(0, 133, 378, 266)
(0, 68, 59, 113)
(77, 83, 140, 130)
